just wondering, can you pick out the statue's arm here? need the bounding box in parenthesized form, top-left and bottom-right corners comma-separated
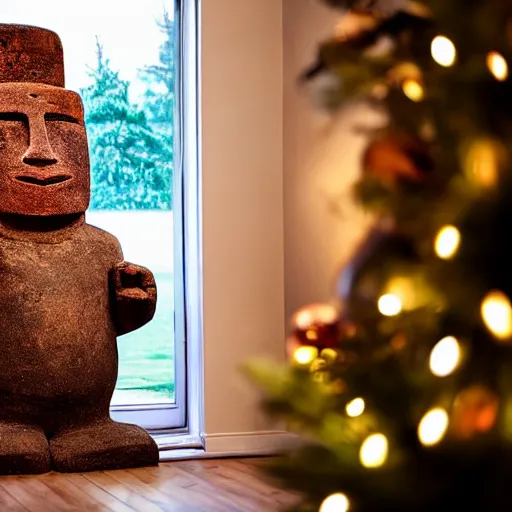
(109, 261, 157, 337)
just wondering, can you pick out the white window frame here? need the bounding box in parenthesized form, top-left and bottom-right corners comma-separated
(111, 0, 202, 440)
(155, 0, 204, 451)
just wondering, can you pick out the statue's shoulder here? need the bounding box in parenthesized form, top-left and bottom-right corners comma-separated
(81, 223, 122, 256)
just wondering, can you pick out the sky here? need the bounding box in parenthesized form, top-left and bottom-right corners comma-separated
(0, 0, 174, 98)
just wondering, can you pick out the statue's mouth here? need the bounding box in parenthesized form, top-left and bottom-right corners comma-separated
(15, 175, 72, 187)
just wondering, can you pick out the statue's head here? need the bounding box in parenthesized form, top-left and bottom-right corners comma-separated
(0, 25, 89, 216)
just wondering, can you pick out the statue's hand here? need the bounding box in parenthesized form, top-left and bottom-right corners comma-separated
(111, 262, 157, 336)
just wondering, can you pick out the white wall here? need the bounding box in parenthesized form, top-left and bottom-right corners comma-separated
(201, 0, 286, 452)
(283, 0, 379, 319)
(200, 0, 383, 454)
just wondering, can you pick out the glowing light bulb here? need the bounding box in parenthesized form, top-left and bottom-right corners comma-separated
(378, 294, 402, 316)
(359, 433, 388, 468)
(385, 276, 417, 311)
(320, 348, 339, 362)
(319, 493, 350, 512)
(487, 52, 508, 81)
(402, 79, 425, 101)
(293, 346, 318, 365)
(402, 79, 424, 102)
(465, 139, 501, 188)
(481, 291, 512, 340)
(346, 398, 365, 418)
(310, 358, 327, 373)
(418, 408, 449, 446)
(306, 329, 319, 341)
(431, 36, 456, 67)
(435, 225, 461, 259)
(429, 336, 461, 377)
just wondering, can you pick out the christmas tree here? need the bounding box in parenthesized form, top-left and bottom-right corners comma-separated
(247, 1, 512, 510)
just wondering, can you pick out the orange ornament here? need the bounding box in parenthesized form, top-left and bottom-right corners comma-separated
(334, 12, 379, 42)
(450, 385, 500, 440)
(362, 134, 434, 185)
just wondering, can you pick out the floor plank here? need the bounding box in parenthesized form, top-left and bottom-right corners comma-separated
(0, 459, 298, 512)
(63, 474, 134, 512)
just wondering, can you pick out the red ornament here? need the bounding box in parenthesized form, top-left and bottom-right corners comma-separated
(290, 303, 342, 350)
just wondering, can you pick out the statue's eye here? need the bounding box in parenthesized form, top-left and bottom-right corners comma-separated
(0, 113, 27, 123)
(45, 113, 81, 125)
(0, 113, 28, 149)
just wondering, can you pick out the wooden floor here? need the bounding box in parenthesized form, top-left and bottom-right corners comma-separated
(0, 458, 298, 512)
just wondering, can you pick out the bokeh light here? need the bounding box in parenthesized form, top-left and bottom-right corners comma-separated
(359, 433, 388, 468)
(402, 79, 424, 101)
(431, 36, 456, 67)
(293, 346, 319, 365)
(293, 303, 338, 330)
(346, 398, 365, 418)
(418, 408, 449, 446)
(435, 225, 461, 259)
(319, 493, 350, 512)
(481, 290, 512, 341)
(378, 294, 402, 316)
(465, 138, 501, 188)
(429, 336, 461, 377)
(487, 51, 508, 81)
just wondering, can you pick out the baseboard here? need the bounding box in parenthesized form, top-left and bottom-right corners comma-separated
(157, 430, 299, 462)
(203, 430, 298, 456)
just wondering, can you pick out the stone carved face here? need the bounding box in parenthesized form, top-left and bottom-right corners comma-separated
(0, 82, 90, 216)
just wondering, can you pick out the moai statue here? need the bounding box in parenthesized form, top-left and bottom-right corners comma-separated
(0, 25, 160, 474)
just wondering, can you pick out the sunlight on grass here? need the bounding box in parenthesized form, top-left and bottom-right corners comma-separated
(112, 272, 175, 405)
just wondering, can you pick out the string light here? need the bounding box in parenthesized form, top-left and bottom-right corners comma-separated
(293, 346, 318, 365)
(431, 36, 457, 67)
(319, 493, 350, 512)
(402, 79, 424, 101)
(378, 294, 402, 316)
(320, 348, 339, 363)
(306, 329, 319, 341)
(385, 277, 416, 311)
(487, 51, 508, 81)
(429, 336, 462, 377)
(434, 225, 461, 259)
(346, 398, 365, 418)
(481, 290, 512, 340)
(310, 358, 327, 372)
(359, 433, 388, 468)
(465, 138, 501, 188)
(418, 408, 449, 446)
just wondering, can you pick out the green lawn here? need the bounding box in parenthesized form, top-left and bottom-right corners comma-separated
(113, 272, 175, 405)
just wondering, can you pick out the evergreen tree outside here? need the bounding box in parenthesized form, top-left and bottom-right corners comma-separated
(82, 38, 173, 211)
(248, 1, 512, 511)
(138, 9, 175, 207)
(81, 27, 176, 402)
(139, 9, 175, 126)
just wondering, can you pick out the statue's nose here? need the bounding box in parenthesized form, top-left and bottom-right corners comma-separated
(22, 116, 58, 167)
(23, 148, 58, 167)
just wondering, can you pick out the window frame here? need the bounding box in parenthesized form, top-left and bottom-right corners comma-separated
(112, 0, 202, 437)
(153, 0, 204, 451)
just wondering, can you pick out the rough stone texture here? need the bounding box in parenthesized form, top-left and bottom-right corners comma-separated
(0, 25, 159, 474)
(0, 25, 64, 87)
(0, 83, 89, 216)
